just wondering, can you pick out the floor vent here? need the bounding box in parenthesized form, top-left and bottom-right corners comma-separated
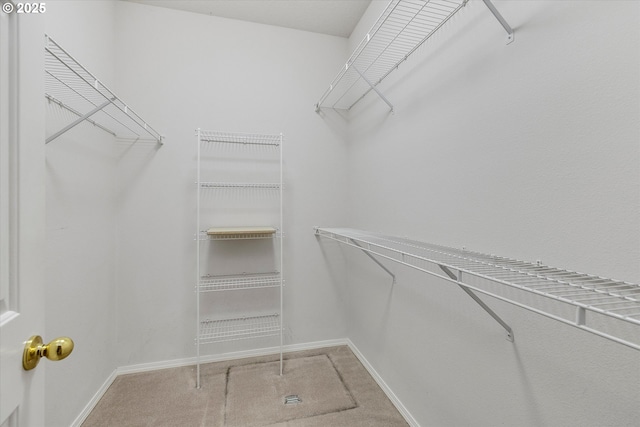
(284, 394, 302, 405)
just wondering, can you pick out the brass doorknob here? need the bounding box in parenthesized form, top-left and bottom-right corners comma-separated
(23, 335, 74, 371)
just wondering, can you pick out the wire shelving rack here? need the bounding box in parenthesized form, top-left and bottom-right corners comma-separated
(314, 0, 514, 112)
(195, 129, 284, 388)
(44, 35, 163, 144)
(315, 227, 640, 351)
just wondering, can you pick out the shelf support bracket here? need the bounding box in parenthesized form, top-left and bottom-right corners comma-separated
(349, 238, 396, 284)
(439, 264, 514, 342)
(46, 94, 117, 138)
(482, 0, 515, 44)
(46, 98, 114, 144)
(351, 65, 394, 112)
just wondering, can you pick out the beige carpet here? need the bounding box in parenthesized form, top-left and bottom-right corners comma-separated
(225, 355, 356, 426)
(82, 346, 409, 427)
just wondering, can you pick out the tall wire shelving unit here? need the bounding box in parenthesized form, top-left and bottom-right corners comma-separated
(195, 130, 284, 388)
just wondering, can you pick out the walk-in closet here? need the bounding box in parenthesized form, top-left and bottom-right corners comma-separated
(0, 1, 638, 426)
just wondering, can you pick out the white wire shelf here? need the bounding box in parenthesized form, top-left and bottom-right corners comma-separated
(315, 227, 640, 350)
(199, 272, 281, 292)
(199, 130, 281, 146)
(200, 182, 281, 189)
(198, 314, 281, 344)
(45, 34, 163, 144)
(315, 0, 513, 112)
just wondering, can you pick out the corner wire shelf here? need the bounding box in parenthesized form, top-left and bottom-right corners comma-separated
(199, 272, 282, 292)
(314, 228, 640, 351)
(44, 34, 163, 144)
(314, 0, 514, 112)
(198, 314, 281, 344)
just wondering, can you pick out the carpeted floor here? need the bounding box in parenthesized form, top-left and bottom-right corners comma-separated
(82, 345, 409, 426)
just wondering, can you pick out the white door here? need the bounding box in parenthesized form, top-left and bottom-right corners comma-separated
(0, 8, 46, 427)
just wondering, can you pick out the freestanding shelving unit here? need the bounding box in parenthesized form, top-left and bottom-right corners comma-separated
(315, 228, 640, 351)
(195, 130, 283, 388)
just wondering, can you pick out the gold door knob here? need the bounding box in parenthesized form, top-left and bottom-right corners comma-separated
(22, 335, 74, 371)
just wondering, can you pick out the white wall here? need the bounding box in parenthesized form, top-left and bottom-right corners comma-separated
(42, 1, 350, 423)
(112, 1, 350, 365)
(44, 2, 118, 426)
(40, 1, 639, 426)
(340, 1, 640, 426)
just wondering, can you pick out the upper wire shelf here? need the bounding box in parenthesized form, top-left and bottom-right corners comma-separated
(315, 227, 640, 350)
(199, 130, 281, 146)
(315, 0, 513, 112)
(44, 35, 163, 144)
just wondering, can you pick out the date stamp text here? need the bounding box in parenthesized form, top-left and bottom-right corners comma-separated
(2, 2, 47, 14)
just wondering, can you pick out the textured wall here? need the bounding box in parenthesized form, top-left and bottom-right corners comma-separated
(44, 2, 118, 426)
(341, 1, 640, 425)
(41, 1, 639, 426)
(112, 1, 351, 365)
(44, 2, 351, 423)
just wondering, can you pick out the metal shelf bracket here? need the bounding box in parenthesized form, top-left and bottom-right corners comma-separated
(482, 0, 515, 44)
(439, 264, 514, 342)
(352, 65, 394, 113)
(46, 99, 113, 144)
(350, 238, 396, 284)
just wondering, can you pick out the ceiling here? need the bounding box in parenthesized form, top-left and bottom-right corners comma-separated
(122, 0, 373, 38)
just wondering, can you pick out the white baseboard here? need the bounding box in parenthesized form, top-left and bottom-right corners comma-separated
(116, 338, 349, 375)
(70, 338, 418, 427)
(70, 369, 118, 427)
(346, 339, 420, 427)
